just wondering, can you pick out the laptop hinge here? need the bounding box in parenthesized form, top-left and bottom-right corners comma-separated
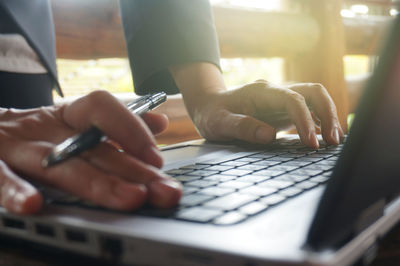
(354, 199, 385, 234)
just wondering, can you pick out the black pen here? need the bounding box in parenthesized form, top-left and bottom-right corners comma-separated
(42, 92, 167, 168)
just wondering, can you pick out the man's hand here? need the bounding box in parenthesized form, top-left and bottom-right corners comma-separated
(0, 90, 182, 215)
(170, 62, 344, 148)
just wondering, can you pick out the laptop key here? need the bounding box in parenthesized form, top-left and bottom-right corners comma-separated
(218, 180, 252, 189)
(236, 164, 267, 171)
(248, 153, 277, 159)
(236, 175, 272, 183)
(293, 157, 323, 162)
(203, 174, 236, 182)
(322, 171, 333, 177)
(219, 161, 249, 167)
(280, 161, 311, 167)
(259, 179, 294, 189)
(187, 170, 220, 177)
(180, 193, 214, 206)
(183, 187, 199, 195)
(251, 161, 281, 167)
(203, 165, 235, 172)
(309, 175, 330, 183)
(259, 194, 286, 206)
(175, 175, 202, 182)
(180, 164, 209, 170)
(166, 169, 193, 175)
(312, 160, 336, 166)
(213, 211, 247, 225)
(305, 153, 333, 158)
(278, 153, 305, 158)
(176, 207, 223, 223)
(239, 186, 278, 197)
(252, 169, 285, 177)
(234, 157, 263, 163)
(204, 194, 257, 210)
(295, 181, 319, 190)
(302, 164, 333, 171)
(201, 187, 235, 197)
(289, 169, 322, 176)
(265, 156, 293, 162)
(185, 180, 219, 188)
(279, 187, 303, 197)
(267, 165, 298, 172)
(276, 174, 310, 182)
(221, 169, 253, 177)
(239, 202, 268, 216)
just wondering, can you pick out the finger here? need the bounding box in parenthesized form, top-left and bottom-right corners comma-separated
(206, 109, 276, 144)
(234, 82, 319, 148)
(289, 83, 343, 145)
(61, 91, 162, 167)
(81, 142, 165, 181)
(141, 113, 169, 135)
(81, 143, 182, 208)
(284, 91, 319, 148)
(1, 135, 181, 210)
(0, 160, 42, 214)
(0, 135, 147, 210)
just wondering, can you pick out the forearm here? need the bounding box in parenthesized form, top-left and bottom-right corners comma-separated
(169, 62, 226, 118)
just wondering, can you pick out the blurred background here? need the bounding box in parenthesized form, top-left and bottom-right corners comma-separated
(51, 0, 399, 143)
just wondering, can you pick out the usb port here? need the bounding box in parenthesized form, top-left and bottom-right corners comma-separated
(35, 223, 55, 238)
(2, 217, 26, 230)
(65, 229, 87, 243)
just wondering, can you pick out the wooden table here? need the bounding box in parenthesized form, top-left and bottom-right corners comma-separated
(1, 224, 400, 266)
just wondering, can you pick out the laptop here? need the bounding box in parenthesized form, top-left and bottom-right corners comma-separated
(1, 13, 400, 266)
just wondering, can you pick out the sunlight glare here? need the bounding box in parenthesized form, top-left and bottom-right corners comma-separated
(210, 0, 281, 11)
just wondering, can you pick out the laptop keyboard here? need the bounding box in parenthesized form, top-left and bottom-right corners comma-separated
(48, 138, 343, 226)
(141, 138, 343, 225)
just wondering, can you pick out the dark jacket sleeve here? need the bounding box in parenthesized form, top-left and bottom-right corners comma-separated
(119, 0, 220, 95)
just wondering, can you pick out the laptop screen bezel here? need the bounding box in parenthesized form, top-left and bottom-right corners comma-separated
(306, 13, 400, 249)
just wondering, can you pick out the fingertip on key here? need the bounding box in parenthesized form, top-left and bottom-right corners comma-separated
(148, 178, 183, 208)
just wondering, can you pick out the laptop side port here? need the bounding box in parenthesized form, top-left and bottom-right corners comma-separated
(99, 236, 123, 260)
(2, 217, 26, 230)
(65, 229, 88, 243)
(35, 223, 55, 238)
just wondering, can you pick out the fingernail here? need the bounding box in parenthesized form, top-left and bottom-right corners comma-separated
(332, 128, 340, 145)
(309, 133, 319, 149)
(255, 126, 273, 143)
(1, 183, 18, 210)
(114, 183, 146, 199)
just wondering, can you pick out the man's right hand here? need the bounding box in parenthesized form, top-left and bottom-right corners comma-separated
(0, 90, 182, 214)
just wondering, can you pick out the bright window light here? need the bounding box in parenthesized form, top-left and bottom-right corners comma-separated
(390, 8, 399, 16)
(350, 4, 369, 15)
(341, 9, 356, 18)
(210, 0, 281, 11)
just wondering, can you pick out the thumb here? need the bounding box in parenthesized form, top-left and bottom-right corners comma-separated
(206, 109, 276, 144)
(0, 161, 42, 214)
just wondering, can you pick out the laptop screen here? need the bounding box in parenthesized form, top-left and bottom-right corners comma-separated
(307, 14, 400, 249)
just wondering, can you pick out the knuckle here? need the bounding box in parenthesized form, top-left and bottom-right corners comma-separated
(310, 83, 328, 96)
(287, 91, 306, 105)
(17, 115, 41, 131)
(254, 79, 268, 84)
(86, 90, 114, 106)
